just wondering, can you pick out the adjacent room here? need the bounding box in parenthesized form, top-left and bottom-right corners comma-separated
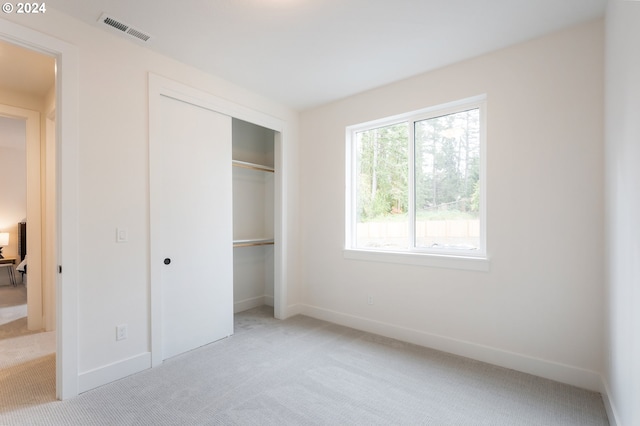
(0, 39, 58, 407)
(0, 1, 638, 425)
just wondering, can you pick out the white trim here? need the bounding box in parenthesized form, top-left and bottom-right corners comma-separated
(0, 17, 80, 400)
(44, 113, 56, 332)
(477, 100, 488, 258)
(347, 95, 487, 132)
(25, 106, 42, 331)
(344, 248, 490, 272)
(150, 75, 284, 132)
(301, 304, 603, 392)
(234, 296, 268, 313)
(78, 353, 151, 394)
(408, 116, 416, 248)
(344, 127, 355, 248)
(149, 73, 288, 366)
(601, 379, 620, 426)
(285, 303, 304, 318)
(273, 129, 286, 320)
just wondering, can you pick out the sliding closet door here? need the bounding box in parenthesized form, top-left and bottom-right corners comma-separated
(154, 95, 233, 360)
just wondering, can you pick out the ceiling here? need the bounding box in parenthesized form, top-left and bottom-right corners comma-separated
(51, 0, 606, 110)
(0, 40, 55, 98)
(0, 41, 54, 150)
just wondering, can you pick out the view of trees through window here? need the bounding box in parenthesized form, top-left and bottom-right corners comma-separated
(356, 122, 409, 222)
(354, 107, 481, 252)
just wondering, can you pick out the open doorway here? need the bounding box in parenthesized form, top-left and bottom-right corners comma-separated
(0, 39, 57, 402)
(1, 18, 79, 400)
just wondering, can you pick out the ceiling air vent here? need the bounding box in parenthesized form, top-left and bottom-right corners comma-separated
(98, 13, 153, 43)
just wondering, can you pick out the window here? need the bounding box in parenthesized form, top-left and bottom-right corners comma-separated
(346, 96, 487, 268)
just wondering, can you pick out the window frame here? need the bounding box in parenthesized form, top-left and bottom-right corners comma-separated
(345, 95, 488, 271)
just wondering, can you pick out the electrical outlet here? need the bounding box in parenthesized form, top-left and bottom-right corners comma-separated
(116, 324, 128, 341)
(367, 295, 374, 305)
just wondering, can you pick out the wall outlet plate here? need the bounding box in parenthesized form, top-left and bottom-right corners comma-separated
(116, 324, 128, 341)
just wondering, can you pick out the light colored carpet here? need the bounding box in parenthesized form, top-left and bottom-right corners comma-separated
(0, 284, 47, 348)
(0, 285, 29, 332)
(0, 283, 57, 418)
(0, 284, 27, 308)
(0, 306, 609, 425)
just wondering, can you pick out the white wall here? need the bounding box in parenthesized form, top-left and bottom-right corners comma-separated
(2, 9, 300, 389)
(604, 1, 640, 425)
(299, 20, 605, 390)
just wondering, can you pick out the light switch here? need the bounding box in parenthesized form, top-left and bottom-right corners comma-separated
(116, 228, 128, 243)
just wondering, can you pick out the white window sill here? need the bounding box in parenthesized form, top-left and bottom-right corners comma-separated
(343, 248, 490, 272)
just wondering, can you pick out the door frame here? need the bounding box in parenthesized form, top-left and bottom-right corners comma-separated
(149, 73, 287, 367)
(0, 18, 80, 400)
(44, 108, 57, 331)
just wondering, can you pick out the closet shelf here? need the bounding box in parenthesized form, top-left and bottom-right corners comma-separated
(232, 160, 274, 173)
(233, 238, 275, 248)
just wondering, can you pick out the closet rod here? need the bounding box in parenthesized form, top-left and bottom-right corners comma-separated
(232, 160, 275, 173)
(233, 239, 275, 248)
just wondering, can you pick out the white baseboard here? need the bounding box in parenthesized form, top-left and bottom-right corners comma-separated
(600, 379, 620, 426)
(78, 352, 151, 394)
(301, 304, 603, 392)
(234, 296, 267, 313)
(284, 303, 303, 318)
(264, 295, 274, 307)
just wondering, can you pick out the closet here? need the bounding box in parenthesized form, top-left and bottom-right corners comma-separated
(150, 74, 285, 364)
(232, 118, 275, 315)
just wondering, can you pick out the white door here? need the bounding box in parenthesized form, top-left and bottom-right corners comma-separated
(156, 95, 233, 360)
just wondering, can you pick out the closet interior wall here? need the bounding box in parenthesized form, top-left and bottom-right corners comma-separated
(232, 118, 275, 314)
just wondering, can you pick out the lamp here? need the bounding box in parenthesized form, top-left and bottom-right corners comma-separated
(0, 232, 8, 259)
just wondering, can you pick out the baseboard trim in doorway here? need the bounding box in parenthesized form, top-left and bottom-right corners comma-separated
(78, 352, 151, 394)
